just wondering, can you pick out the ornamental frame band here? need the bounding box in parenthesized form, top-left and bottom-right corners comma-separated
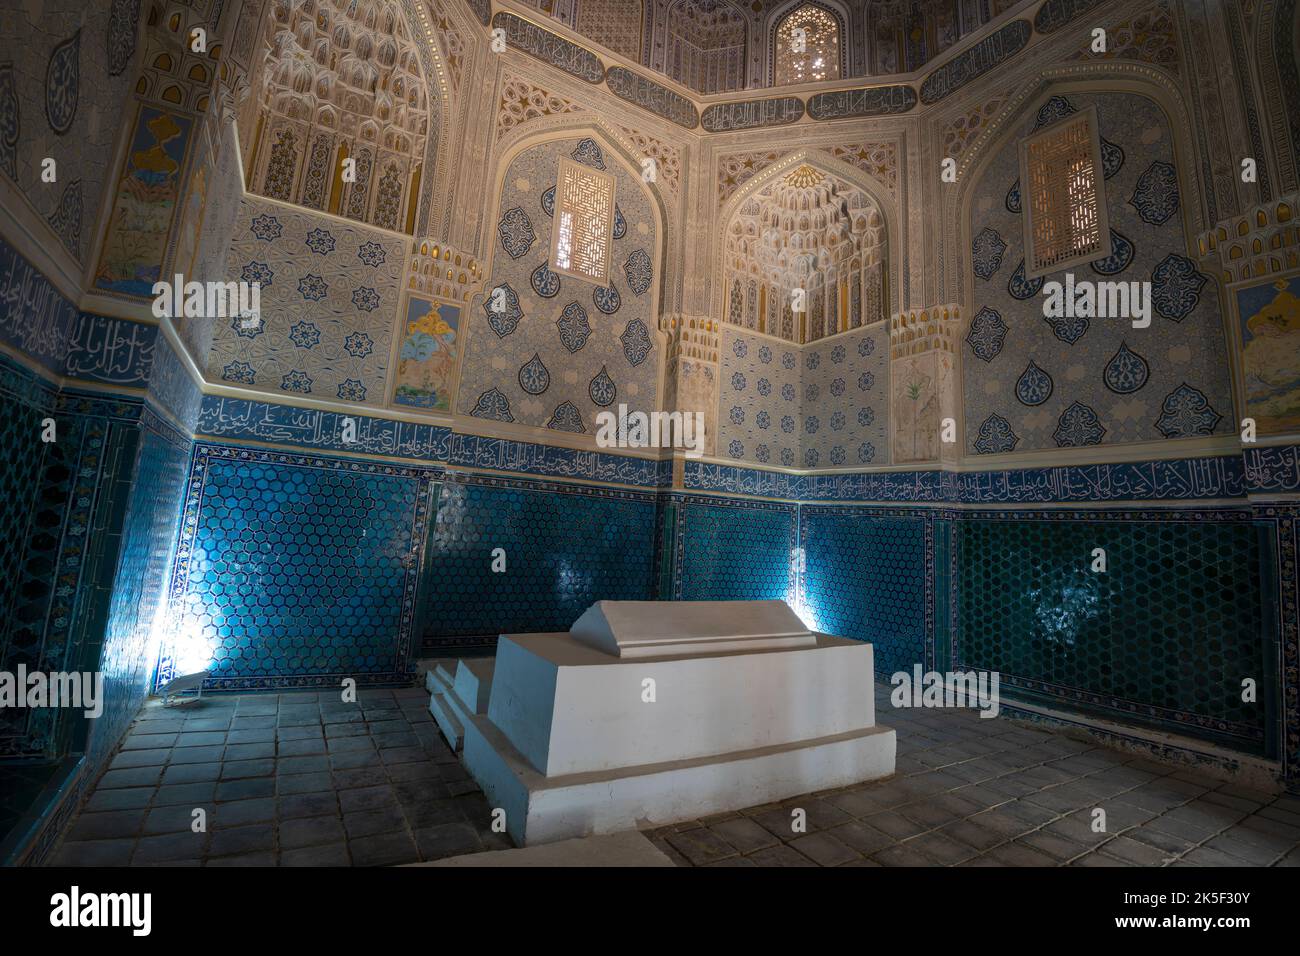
(552, 156, 617, 285)
(1018, 104, 1112, 280)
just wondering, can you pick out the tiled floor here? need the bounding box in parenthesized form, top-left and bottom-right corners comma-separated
(50, 683, 1300, 867)
(48, 688, 507, 866)
(647, 687, 1300, 868)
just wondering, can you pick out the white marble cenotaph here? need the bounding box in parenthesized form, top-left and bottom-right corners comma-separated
(437, 599, 896, 845)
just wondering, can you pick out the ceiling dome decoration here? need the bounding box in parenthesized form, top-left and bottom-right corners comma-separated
(723, 162, 887, 344)
(246, 0, 431, 233)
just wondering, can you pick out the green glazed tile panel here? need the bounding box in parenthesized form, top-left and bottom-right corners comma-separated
(956, 516, 1270, 751)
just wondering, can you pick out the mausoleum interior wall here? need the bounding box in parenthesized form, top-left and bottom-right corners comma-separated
(5, 1, 1300, 866)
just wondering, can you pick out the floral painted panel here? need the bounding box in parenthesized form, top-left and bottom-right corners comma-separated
(1237, 275, 1300, 436)
(392, 295, 460, 412)
(93, 107, 194, 297)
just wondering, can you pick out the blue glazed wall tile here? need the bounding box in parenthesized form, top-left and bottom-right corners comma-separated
(801, 508, 930, 680)
(953, 511, 1271, 753)
(423, 475, 659, 646)
(164, 445, 435, 688)
(674, 495, 796, 603)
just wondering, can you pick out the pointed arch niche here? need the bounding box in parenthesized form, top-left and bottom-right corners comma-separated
(718, 155, 891, 346)
(242, 0, 436, 234)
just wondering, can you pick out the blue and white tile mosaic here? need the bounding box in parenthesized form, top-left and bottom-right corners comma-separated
(211, 198, 404, 404)
(964, 91, 1232, 451)
(457, 137, 659, 433)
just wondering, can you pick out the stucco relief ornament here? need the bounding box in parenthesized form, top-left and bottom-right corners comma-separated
(1053, 402, 1106, 447)
(623, 249, 652, 295)
(45, 30, 79, 134)
(1005, 178, 1021, 214)
(483, 283, 522, 337)
(531, 260, 561, 298)
(1155, 383, 1221, 437)
(972, 227, 1007, 280)
(556, 302, 590, 353)
(1130, 161, 1179, 225)
(1151, 254, 1207, 321)
(974, 414, 1018, 454)
(1103, 342, 1149, 394)
(472, 388, 514, 422)
(1015, 361, 1053, 406)
(966, 306, 1007, 362)
(593, 283, 621, 314)
(541, 185, 555, 216)
(497, 206, 535, 259)
(589, 366, 617, 406)
(518, 353, 550, 395)
(547, 401, 584, 432)
(620, 319, 652, 366)
(571, 138, 607, 169)
(1007, 259, 1043, 300)
(612, 205, 627, 240)
(1090, 230, 1134, 276)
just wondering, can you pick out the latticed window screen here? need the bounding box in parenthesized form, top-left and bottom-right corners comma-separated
(775, 5, 841, 85)
(1019, 107, 1111, 278)
(552, 157, 616, 283)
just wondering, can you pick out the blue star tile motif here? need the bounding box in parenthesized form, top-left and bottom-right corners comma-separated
(337, 379, 366, 402)
(289, 321, 321, 349)
(281, 370, 313, 393)
(222, 361, 255, 385)
(343, 331, 374, 358)
(357, 241, 386, 267)
(305, 228, 335, 255)
(298, 273, 328, 301)
(242, 261, 273, 288)
(351, 286, 380, 312)
(251, 214, 282, 241)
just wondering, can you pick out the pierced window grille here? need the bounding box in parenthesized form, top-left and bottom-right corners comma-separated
(1019, 106, 1111, 278)
(552, 157, 616, 284)
(774, 5, 841, 86)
